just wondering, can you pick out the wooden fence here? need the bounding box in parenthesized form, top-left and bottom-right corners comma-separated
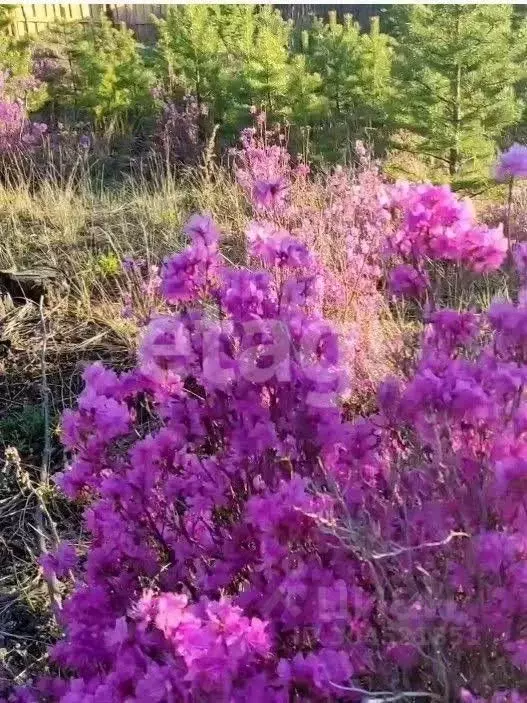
(5, 4, 382, 42)
(106, 4, 168, 42)
(5, 4, 166, 41)
(6, 4, 102, 37)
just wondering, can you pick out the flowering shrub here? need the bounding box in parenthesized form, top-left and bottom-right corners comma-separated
(7, 173, 527, 703)
(386, 182, 508, 317)
(233, 119, 508, 395)
(153, 96, 206, 168)
(0, 72, 47, 156)
(494, 143, 527, 182)
(233, 117, 394, 394)
(388, 182, 507, 273)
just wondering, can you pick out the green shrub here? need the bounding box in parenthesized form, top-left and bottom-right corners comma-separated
(0, 29, 47, 113)
(46, 17, 156, 132)
(0, 404, 46, 455)
(94, 252, 120, 278)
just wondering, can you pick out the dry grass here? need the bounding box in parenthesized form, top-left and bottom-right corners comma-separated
(0, 294, 135, 687)
(0, 159, 254, 688)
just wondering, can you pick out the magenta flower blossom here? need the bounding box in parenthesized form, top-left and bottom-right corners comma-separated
(161, 214, 220, 303)
(387, 643, 420, 670)
(252, 177, 289, 210)
(513, 242, 527, 278)
(389, 264, 429, 299)
(184, 213, 220, 249)
(494, 143, 527, 181)
(39, 542, 77, 579)
(246, 220, 313, 268)
(389, 182, 507, 272)
(222, 269, 272, 319)
(424, 309, 480, 353)
(460, 223, 507, 272)
(246, 220, 277, 252)
(139, 315, 195, 384)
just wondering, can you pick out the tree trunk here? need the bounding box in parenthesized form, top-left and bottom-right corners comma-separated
(449, 62, 462, 175)
(449, 15, 462, 176)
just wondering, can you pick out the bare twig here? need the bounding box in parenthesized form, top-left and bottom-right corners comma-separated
(39, 297, 51, 490)
(35, 297, 61, 611)
(505, 177, 514, 255)
(329, 683, 441, 702)
(371, 531, 470, 561)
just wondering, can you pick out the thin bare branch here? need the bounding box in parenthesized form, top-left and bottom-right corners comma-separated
(329, 682, 441, 702)
(34, 296, 62, 611)
(371, 531, 470, 561)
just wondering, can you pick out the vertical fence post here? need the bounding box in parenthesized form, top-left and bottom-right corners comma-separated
(21, 4, 29, 35)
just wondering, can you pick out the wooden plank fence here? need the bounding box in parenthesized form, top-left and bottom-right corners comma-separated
(6, 4, 102, 37)
(109, 4, 167, 43)
(4, 4, 382, 42)
(5, 4, 165, 41)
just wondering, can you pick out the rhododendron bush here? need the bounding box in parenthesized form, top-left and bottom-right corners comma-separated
(9, 154, 527, 702)
(233, 119, 393, 394)
(0, 71, 47, 156)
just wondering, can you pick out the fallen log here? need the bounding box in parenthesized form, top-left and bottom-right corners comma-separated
(0, 268, 59, 304)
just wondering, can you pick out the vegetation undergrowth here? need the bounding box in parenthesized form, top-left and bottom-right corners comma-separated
(1, 114, 526, 702)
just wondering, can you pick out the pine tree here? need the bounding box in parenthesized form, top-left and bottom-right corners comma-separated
(155, 6, 225, 119)
(68, 18, 155, 129)
(213, 5, 256, 133)
(242, 7, 291, 117)
(285, 54, 327, 127)
(303, 11, 393, 159)
(307, 11, 363, 118)
(214, 5, 255, 61)
(155, 6, 313, 137)
(305, 13, 393, 137)
(393, 5, 527, 184)
(356, 16, 394, 132)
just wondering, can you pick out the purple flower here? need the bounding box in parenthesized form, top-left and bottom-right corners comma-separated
(246, 221, 312, 269)
(184, 213, 220, 249)
(425, 309, 480, 352)
(78, 134, 91, 150)
(139, 316, 195, 384)
(389, 264, 429, 299)
(161, 245, 217, 304)
(221, 269, 272, 319)
(461, 223, 507, 273)
(494, 143, 527, 181)
(390, 183, 507, 272)
(160, 215, 220, 304)
(513, 242, 527, 279)
(14, 124, 527, 703)
(387, 643, 420, 670)
(39, 542, 77, 579)
(253, 177, 289, 210)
